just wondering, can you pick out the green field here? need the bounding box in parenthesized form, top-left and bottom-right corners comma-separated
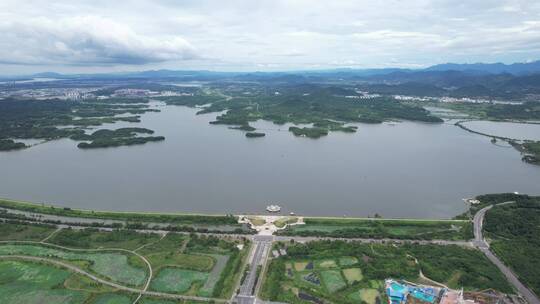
(348, 288, 380, 303)
(49, 229, 161, 250)
(261, 241, 512, 304)
(338, 256, 358, 267)
(279, 218, 473, 240)
(0, 221, 56, 241)
(151, 268, 209, 294)
(320, 270, 347, 292)
(0, 260, 90, 303)
(0, 260, 132, 304)
(342, 268, 363, 283)
(0, 221, 250, 302)
(0, 244, 147, 286)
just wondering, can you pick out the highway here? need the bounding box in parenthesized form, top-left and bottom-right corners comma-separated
(236, 235, 273, 304)
(473, 203, 539, 304)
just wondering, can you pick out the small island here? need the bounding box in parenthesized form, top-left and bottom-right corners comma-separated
(74, 127, 165, 149)
(245, 132, 265, 138)
(289, 126, 328, 138)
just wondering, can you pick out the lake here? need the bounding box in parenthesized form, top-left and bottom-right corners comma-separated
(1, 103, 539, 218)
(460, 120, 540, 141)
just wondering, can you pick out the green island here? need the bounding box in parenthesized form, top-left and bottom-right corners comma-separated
(158, 85, 443, 139)
(0, 98, 163, 150)
(245, 132, 265, 138)
(289, 127, 328, 139)
(74, 127, 165, 149)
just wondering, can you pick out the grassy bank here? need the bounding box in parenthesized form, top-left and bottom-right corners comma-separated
(0, 198, 238, 226)
(278, 217, 473, 240)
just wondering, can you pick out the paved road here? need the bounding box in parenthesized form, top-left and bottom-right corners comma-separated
(236, 235, 273, 304)
(1, 212, 474, 247)
(473, 203, 539, 304)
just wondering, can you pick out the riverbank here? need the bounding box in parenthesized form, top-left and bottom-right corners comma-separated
(455, 120, 540, 166)
(0, 198, 237, 225)
(0, 196, 474, 241)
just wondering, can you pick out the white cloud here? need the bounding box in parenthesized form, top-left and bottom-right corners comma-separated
(0, 15, 196, 65)
(0, 0, 539, 73)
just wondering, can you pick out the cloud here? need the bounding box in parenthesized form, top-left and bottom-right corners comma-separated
(0, 15, 197, 66)
(1, 0, 540, 73)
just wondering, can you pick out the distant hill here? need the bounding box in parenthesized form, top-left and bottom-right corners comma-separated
(426, 60, 540, 75)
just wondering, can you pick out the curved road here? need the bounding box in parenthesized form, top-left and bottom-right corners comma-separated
(473, 203, 539, 304)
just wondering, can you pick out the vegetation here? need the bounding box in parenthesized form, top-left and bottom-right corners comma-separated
(49, 228, 161, 250)
(245, 132, 265, 138)
(76, 127, 165, 149)
(520, 141, 540, 165)
(0, 98, 162, 150)
(0, 221, 249, 301)
(261, 240, 511, 304)
(0, 198, 242, 227)
(289, 127, 328, 138)
(0, 220, 56, 241)
(484, 196, 540, 296)
(0, 139, 26, 151)
(278, 218, 473, 240)
(0, 260, 106, 303)
(160, 85, 443, 138)
(455, 192, 532, 219)
(0, 243, 148, 286)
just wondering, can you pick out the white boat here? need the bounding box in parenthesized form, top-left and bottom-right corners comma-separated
(266, 204, 281, 213)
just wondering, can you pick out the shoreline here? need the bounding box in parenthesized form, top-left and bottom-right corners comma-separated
(0, 196, 469, 223)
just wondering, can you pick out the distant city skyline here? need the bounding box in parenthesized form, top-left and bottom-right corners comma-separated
(1, 0, 540, 75)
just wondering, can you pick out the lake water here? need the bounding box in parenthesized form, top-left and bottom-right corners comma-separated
(461, 120, 540, 141)
(1, 103, 539, 218)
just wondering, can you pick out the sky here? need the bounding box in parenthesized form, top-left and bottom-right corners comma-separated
(1, 0, 540, 75)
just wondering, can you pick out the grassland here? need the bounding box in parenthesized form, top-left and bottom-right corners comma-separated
(279, 217, 473, 240)
(261, 241, 511, 304)
(0, 259, 131, 304)
(0, 221, 250, 302)
(0, 244, 148, 286)
(0, 221, 56, 241)
(49, 228, 162, 250)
